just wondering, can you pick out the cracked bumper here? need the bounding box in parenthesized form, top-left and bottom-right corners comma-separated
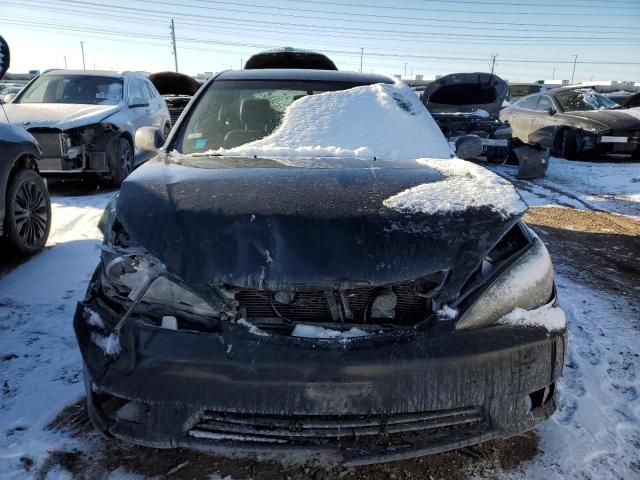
(74, 297, 566, 465)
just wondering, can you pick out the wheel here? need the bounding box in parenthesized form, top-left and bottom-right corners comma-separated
(4, 169, 51, 256)
(554, 129, 580, 160)
(162, 123, 171, 141)
(109, 136, 134, 187)
(632, 147, 640, 161)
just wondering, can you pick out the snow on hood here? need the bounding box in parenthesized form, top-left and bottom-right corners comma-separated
(383, 158, 527, 218)
(202, 83, 454, 160)
(2, 103, 120, 130)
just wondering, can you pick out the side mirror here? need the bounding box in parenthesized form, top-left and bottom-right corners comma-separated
(547, 107, 556, 115)
(128, 97, 149, 108)
(135, 126, 164, 152)
(0, 35, 10, 81)
(3, 93, 17, 103)
(454, 134, 484, 160)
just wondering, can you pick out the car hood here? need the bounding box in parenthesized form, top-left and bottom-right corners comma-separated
(562, 109, 640, 131)
(115, 155, 525, 303)
(2, 103, 120, 130)
(421, 72, 508, 117)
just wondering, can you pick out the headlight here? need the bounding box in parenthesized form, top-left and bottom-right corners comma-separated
(455, 232, 554, 330)
(101, 252, 217, 317)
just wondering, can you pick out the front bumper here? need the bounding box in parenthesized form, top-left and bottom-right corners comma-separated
(74, 293, 566, 466)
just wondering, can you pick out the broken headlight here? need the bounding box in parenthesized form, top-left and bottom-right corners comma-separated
(455, 230, 554, 330)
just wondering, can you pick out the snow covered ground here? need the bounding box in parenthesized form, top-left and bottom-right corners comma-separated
(0, 155, 639, 479)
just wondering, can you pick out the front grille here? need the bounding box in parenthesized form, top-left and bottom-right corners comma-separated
(168, 107, 183, 125)
(29, 129, 65, 158)
(189, 407, 482, 445)
(235, 276, 443, 325)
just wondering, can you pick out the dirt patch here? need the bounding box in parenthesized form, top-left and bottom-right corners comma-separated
(525, 207, 640, 309)
(37, 400, 539, 480)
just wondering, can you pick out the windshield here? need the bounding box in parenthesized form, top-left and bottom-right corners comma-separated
(555, 89, 619, 112)
(510, 84, 542, 98)
(175, 80, 374, 154)
(17, 74, 123, 105)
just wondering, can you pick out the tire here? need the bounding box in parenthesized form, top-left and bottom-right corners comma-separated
(632, 147, 640, 161)
(554, 129, 580, 160)
(109, 136, 134, 187)
(163, 123, 171, 141)
(4, 169, 51, 256)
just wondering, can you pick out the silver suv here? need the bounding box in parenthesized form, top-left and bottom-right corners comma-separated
(3, 70, 170, 185)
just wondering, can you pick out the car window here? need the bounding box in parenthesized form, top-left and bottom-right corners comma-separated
(510, 84, 542, 98)
(175, 80, 372, 154)
(555, 89, 618, 111)
(536, 96, 553, 112)
(139, 80, 153, 99)
(128, 79, 144, 99)
(18, 75, 123, 105)
(517, 95, 540, 110)
(144, 80, 158, 98)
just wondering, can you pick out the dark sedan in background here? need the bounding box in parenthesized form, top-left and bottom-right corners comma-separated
(500, 86, 640, 160)
(0, 35, 51, 256)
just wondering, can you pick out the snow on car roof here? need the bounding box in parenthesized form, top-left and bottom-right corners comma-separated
(208, 83, 453, 160)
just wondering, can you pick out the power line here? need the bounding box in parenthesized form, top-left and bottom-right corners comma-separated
(4, 16, 640, 67)
(44, 0, 640, 42)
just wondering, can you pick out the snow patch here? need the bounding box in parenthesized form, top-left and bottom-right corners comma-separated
(90, 332, 121, 356)
(198, 83, 453, 160)
(436, 304, 458, 320)
(498, 302, 567, 332)
(237, 318, 270, 337)
(291, 324, 369, 340)
(383, 158, 527, 217)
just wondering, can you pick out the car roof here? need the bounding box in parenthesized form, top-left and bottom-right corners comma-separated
(41, 69, 145, 79)
(545, 85, 600, 95)
(213, 68, 395, 84)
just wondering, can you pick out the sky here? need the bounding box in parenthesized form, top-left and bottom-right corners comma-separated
(2, 0, 640, 83)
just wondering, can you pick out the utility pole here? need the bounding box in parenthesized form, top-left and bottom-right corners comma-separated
(552, 67, 556, 80)
(489, 54, 497, 74)
(240, 58, 243, 69)
(63, 56, 68, 69)
(404, 62, 407, 76)
(571, 54, 578, 84)
(360, 48, 363, 73)
(80, 41, 86, 70)
(170, 19, 178, 72)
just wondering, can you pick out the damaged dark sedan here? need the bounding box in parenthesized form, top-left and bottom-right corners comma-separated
(74, 68, 567, 466)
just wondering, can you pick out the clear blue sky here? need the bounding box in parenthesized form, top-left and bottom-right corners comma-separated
(2, 0, 639, 82)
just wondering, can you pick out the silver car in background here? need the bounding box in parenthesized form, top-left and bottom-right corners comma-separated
(2, 70, 170, 185)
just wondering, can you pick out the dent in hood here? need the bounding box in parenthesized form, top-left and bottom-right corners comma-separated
(2, 103, 120, 130)
(421, 72, 508, 117)
(113, 155, 525, 304)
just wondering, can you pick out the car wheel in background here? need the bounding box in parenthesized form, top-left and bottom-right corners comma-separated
(163, 123, 171, 141)
(5, 169, 51, 256)
(109, 136, 134, 187)
(554, 129, 580, 160)
(632, 146, 640, 161)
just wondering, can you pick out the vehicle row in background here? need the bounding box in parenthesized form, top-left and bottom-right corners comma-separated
(2, 70, 170, 186)
(501, 85, 640, 160)
(421, 73, 549, 179)
(0, 35, 51, 256)
(148, 71, 202, 127)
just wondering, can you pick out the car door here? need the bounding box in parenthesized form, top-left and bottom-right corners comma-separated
(529, 95, 559, 148)
(142, 79, 168, 131)
(509, 95, 540, 142)
(125, 78, 153, 159)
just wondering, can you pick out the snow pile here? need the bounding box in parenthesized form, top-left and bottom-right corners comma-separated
(498, 302, 567, 332)
(90, 332, 121, 356)
(204, 83, 453, 160)
(383, 158, 527, 217)
(291, 324, 369, 340)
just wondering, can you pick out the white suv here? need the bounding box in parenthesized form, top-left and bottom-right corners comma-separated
(3, 70, 170, 185)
